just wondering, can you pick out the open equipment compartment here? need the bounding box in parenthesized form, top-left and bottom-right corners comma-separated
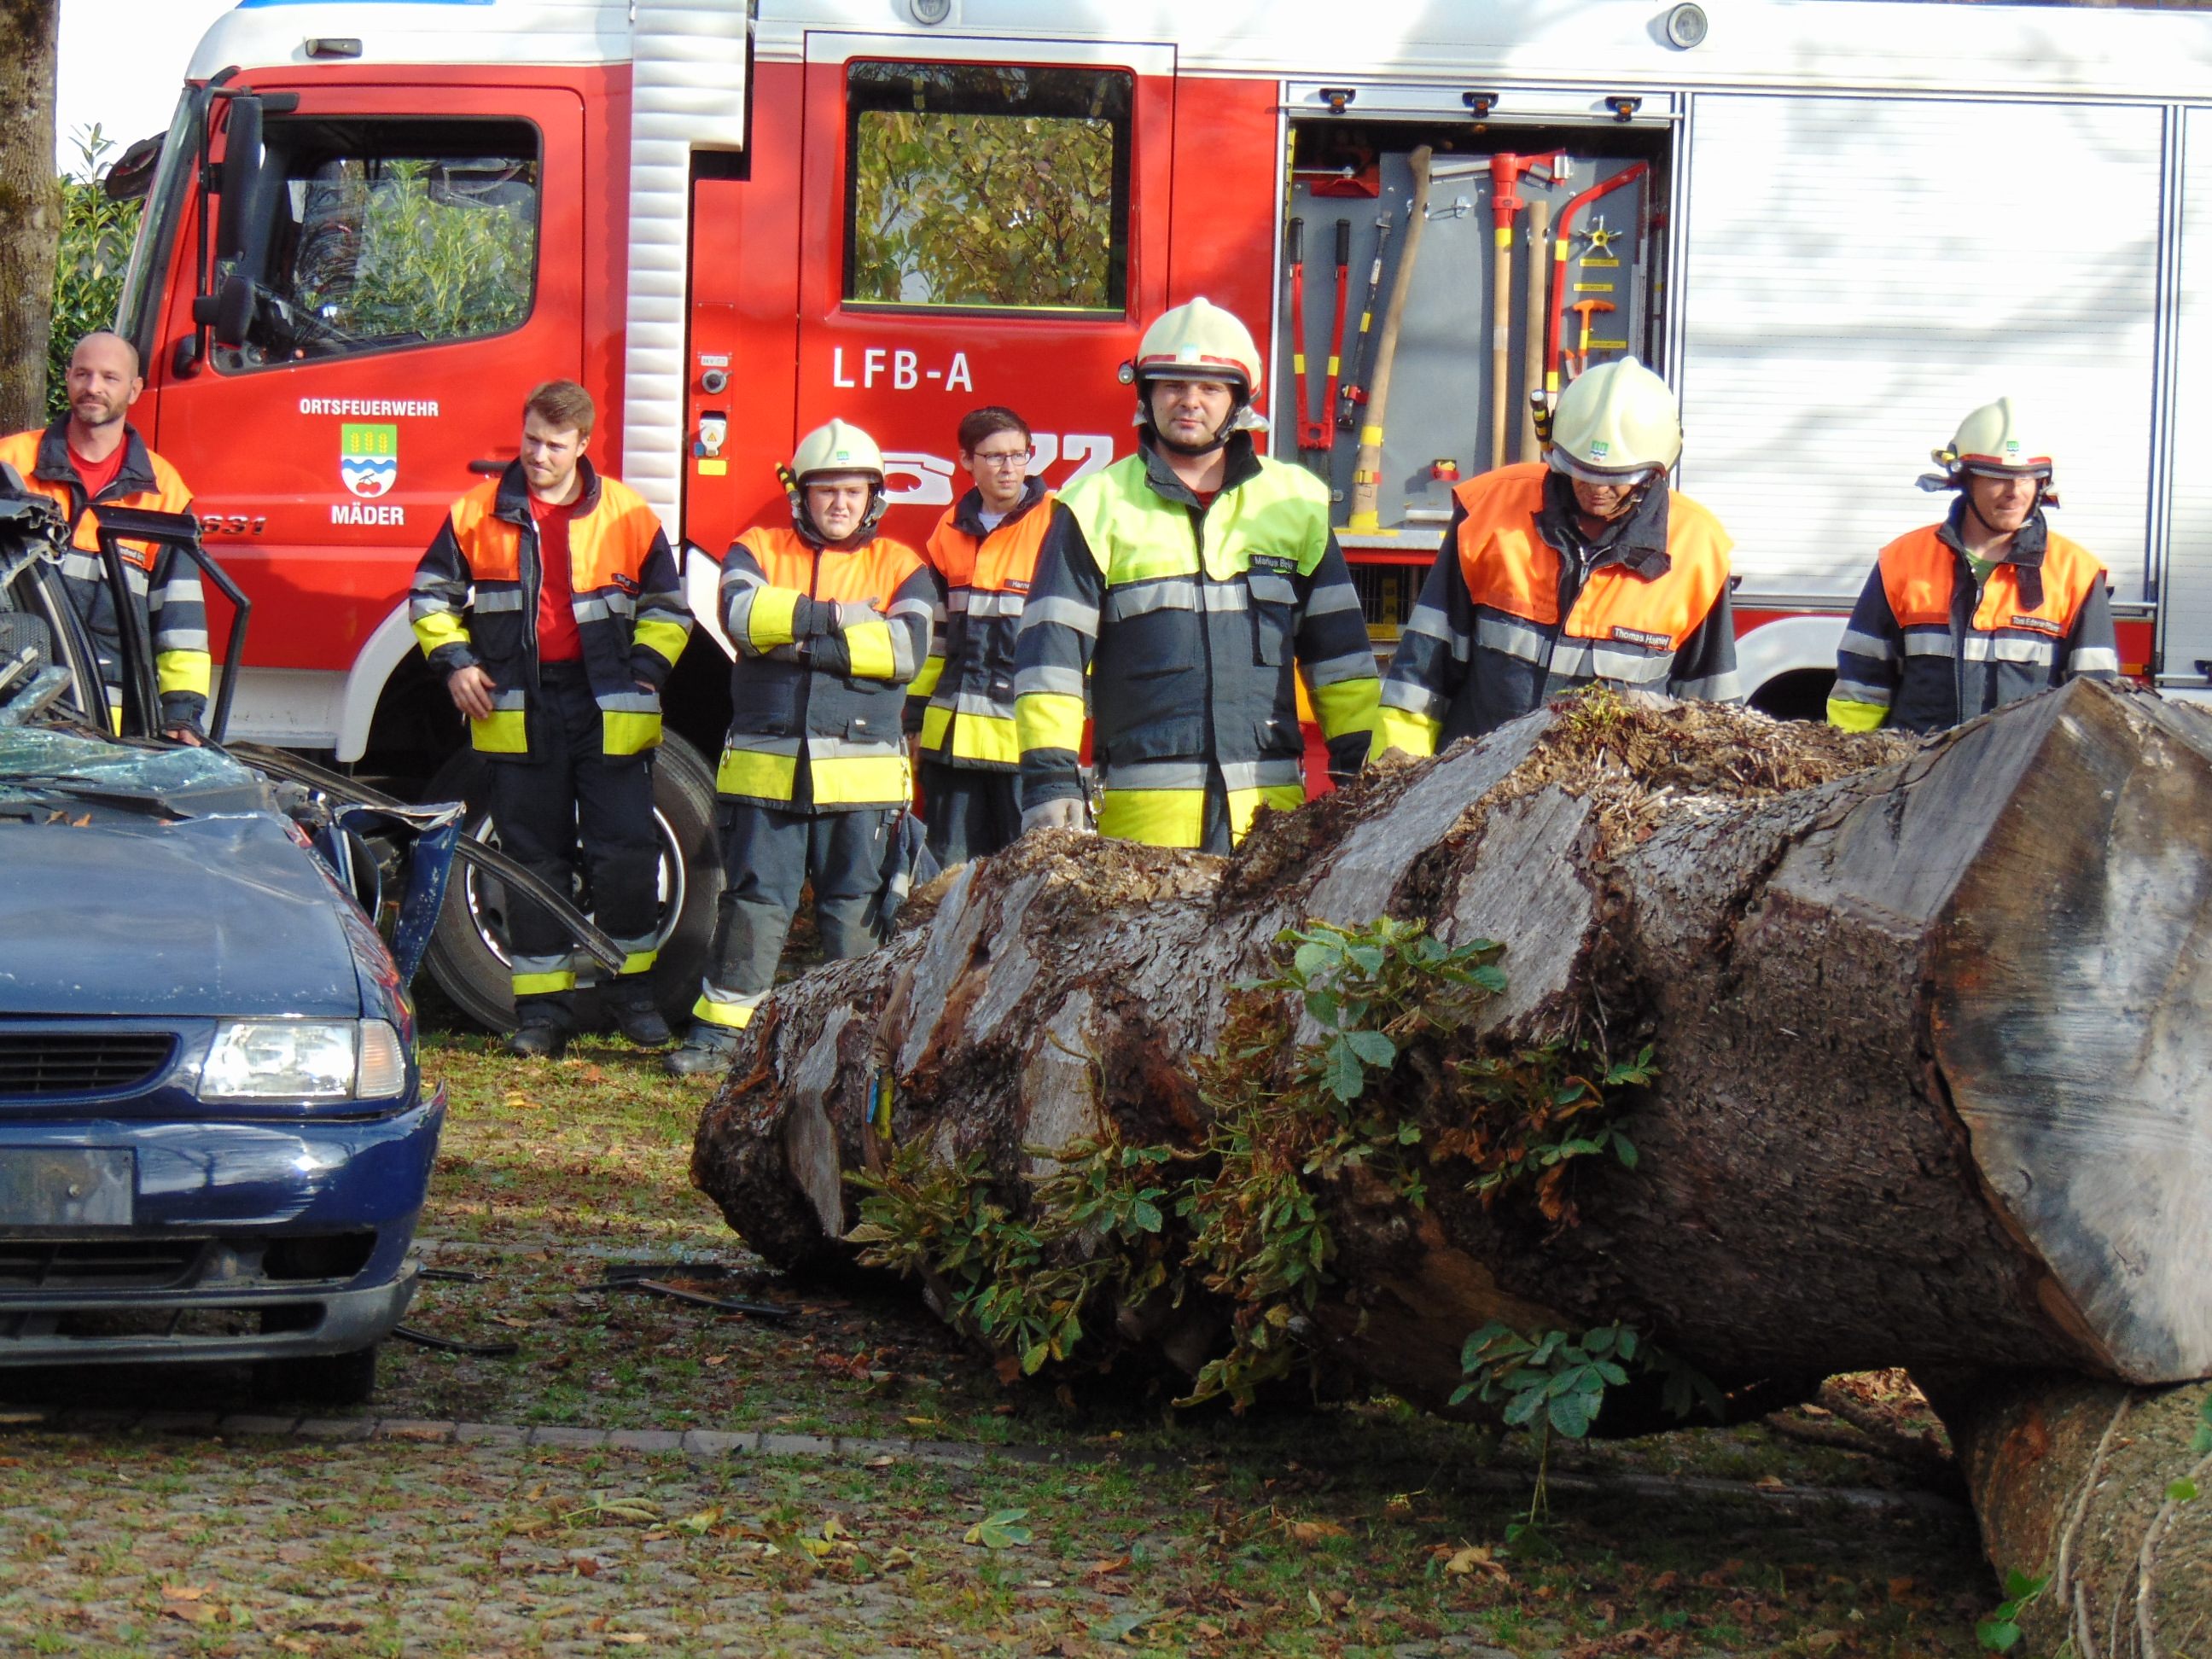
(1272, 88, 1674, 643)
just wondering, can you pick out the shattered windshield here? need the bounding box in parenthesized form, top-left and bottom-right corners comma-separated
(0, 727, 261, 800)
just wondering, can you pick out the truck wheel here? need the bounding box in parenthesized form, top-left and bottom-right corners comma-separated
(418, 735, 723, 1034)
(253, 1343, 380, 1406)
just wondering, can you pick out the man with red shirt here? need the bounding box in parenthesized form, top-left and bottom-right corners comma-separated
(0, 332, 208, 739)
(410, 381, 693, 1057)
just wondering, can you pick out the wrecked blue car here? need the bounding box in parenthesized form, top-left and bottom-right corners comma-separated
(0, 495, 614, 1402)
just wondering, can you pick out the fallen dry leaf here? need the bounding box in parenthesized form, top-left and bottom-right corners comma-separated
(1441, 1545, 1512, 1583)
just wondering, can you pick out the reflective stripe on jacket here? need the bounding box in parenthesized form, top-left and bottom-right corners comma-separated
(1377, 462, 1738, 754)
(719, 524, 934, 812)
(1013, 435, 1380, 850)
(410, 459, 690, 760)
(1828, 505, 2117, 734)
(909, 479, 1054, 772)
(0, 421, 209, 727)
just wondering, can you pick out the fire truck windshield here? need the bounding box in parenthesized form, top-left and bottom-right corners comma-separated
(116, 89, 205, 375)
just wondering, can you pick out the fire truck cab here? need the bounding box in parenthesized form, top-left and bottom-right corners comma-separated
(117, 0, 2212, 1019)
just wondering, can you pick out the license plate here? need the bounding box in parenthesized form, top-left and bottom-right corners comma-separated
(0, 1149, 135, 1225)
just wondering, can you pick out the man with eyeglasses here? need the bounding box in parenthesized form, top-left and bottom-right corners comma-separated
(905, 406, 1056, 864)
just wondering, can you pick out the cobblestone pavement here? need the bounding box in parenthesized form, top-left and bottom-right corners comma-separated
(0, 1042, 1993, 1656)
(0, 1425, 1537, 1658)
(0, 1407, 1988, 1658)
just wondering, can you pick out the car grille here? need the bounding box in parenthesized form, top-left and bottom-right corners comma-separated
(0, 1033, 177, 1098)
(0, 1239, 207, 1291)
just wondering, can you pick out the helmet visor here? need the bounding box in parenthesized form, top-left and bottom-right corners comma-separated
(1548, 447, 1664, 487)
(1958, 457, 2052, 480)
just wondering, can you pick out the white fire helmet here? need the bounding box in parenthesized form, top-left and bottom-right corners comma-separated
(1545, 358, 1682, 485)
(1923, 398, 2057, 501)
(785, 418, 888, 539)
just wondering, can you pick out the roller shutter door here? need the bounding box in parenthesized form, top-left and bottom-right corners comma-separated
(1679, 96, 2159, 601)
(2159, 108, 2212, 685)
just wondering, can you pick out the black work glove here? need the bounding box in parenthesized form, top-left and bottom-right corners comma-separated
(787, 596, 840, 639)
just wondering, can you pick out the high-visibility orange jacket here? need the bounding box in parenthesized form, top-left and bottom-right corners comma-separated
(717, 523, 934, 812)
(1378, 462, 1738, 753)
(0, 420, 208, 728)
(907, 478, 1054, 771)
(1828, 505, 2117, 733)
(410, 459, 690, 759)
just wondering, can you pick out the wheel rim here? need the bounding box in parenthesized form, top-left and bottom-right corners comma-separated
(456, 802, 690, 978)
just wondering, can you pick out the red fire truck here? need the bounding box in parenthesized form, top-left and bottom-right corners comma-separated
(116, 0, 2207, 1021)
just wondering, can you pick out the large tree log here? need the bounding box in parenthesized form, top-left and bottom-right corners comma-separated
(693, 681, 2212, 1402)
(1936, 1375, 2212, 1658)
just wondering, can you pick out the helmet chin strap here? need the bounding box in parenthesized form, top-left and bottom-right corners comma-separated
(1958, 474, 2041, 541)
(788, 480, 888, 546)
(1145, 422, 1233, 458)
(1558, 463, 1658, 522)
(1138, 384, 1243, 457)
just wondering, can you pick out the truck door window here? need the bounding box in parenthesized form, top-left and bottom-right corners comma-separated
(844, 61, 1131, 312)
(216, 118, 539, 370)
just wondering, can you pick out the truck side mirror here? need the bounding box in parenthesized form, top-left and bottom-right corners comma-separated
(196, 273, 255, 349)
(213, 96, 263, 264)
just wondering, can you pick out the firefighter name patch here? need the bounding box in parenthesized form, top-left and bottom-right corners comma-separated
(1610, 626, 1674, 649)
(2009, 614, 2065, 637)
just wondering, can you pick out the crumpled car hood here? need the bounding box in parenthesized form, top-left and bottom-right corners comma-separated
(0, 814, 364, 1017)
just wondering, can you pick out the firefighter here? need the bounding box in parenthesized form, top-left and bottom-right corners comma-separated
(906, 406, 1054, 864)
(0, 331, 207, 740)
(410, 380, 693, 1058)
(666, 420, 934, 1077)
(1012, 298, 1379, 851)
(1376, 358, 1738, 754)
(1827, 398, 2117, 732)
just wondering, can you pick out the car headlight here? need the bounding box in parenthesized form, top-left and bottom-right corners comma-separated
(199, 1020, 410, 1103)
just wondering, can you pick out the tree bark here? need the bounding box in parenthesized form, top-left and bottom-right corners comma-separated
(0, 0, 60, 432)
(693, 681, 2212, 1403)
(1930, 1373, 2212, 1658)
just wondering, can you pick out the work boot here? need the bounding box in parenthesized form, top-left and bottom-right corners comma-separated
(604, 982, 674, 1048)
(664, 1024, 741, 1078)
(506, 1015, 572, 1060)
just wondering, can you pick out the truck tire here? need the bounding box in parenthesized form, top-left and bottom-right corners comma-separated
(418, 735, 723, 1034)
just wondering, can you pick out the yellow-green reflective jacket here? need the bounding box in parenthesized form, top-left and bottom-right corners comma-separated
(1012, 436, 1378, 849)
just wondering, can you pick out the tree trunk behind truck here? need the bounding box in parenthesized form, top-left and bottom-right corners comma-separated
(0, 0, 60, 432)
